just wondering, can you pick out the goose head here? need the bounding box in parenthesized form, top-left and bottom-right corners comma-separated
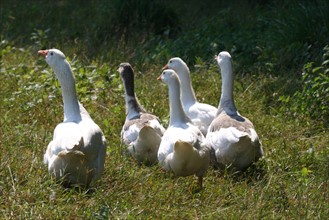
(157, 69, 179, 85)
(117, 62, 134, 79)
(38, 48, 73, 83)
(38, 49, 66, 70)
(162, 57, 188, 73)
(215, 51, 232, 67)
(117, 62, 135, 91)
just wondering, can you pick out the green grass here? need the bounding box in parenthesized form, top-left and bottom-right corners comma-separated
(1, 0, 328, 219)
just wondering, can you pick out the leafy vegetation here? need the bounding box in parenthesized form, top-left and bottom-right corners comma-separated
(1, 0, 328, 219)
(279, 45, 329, 125)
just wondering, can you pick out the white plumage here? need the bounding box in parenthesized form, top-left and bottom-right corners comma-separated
(157, 69, 210, 189)
(163, 57, 217, 135)
(206, 51, 263, 170)
(39, 49, 107, 187)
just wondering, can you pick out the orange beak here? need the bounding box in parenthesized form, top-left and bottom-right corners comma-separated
(161, 64, 169, 71)
(157, 74, 162, 80)
(38, 50, 48, 57)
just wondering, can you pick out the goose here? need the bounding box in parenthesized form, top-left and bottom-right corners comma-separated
(162, 57, 217, 136)
(157, 69, 210, 189)
(206, 51, 263, 170)
(118, 63, 165, 165)
(38, 49, 107, 187)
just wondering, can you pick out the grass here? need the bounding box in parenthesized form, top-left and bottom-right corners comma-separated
(1, 0, 328, 219)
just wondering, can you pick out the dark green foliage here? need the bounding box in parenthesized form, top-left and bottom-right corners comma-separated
(0, 0, 180, 56)
(110, 0, 180, 36)
(280, 45, 329, 126)
(2, 0, 328, 72)
(259, 0, 329, 71)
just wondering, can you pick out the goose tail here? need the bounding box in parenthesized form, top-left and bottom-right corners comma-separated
(139, 125, 162, 148)
(174, 140, 194, 156)
(49, 150, 90, 187)
(131, 125, 162, 165)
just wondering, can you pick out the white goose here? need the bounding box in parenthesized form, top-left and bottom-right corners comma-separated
(206, 51, 263, 170)
(157, 69, 210, 189)
(118, 63, 165, 165)
(163, 57, 217, 136)
(38, 49, 107, 187)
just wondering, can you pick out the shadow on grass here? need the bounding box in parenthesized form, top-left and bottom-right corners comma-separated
(212, 158, 268, 184)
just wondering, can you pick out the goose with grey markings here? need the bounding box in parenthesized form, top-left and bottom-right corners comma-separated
(157, 69, 210, 189)
(162, 57, 217, 136)
(118, 63, 165, 165)
(206, 51, 263, 170)
(38, 49, 107, 187)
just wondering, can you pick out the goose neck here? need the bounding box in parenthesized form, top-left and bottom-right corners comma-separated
(54, 61, 81, 122)
(178, 67, 197, 106)
(125, 95, 144, 120)
(122, 75, 145, 120)
(168, 78, 190, 125)
(218, 61, 237, 115)
(122, 73, 135, 97)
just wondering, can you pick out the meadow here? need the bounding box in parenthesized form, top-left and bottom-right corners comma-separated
(1, 0, 328, 219)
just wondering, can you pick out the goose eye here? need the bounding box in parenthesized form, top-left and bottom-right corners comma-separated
(50, 52, 53, 55)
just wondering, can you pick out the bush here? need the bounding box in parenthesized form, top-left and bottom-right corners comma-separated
(279, 45, 329, 126)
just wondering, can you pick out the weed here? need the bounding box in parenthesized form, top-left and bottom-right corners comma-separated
(279, 45, 329, 127)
